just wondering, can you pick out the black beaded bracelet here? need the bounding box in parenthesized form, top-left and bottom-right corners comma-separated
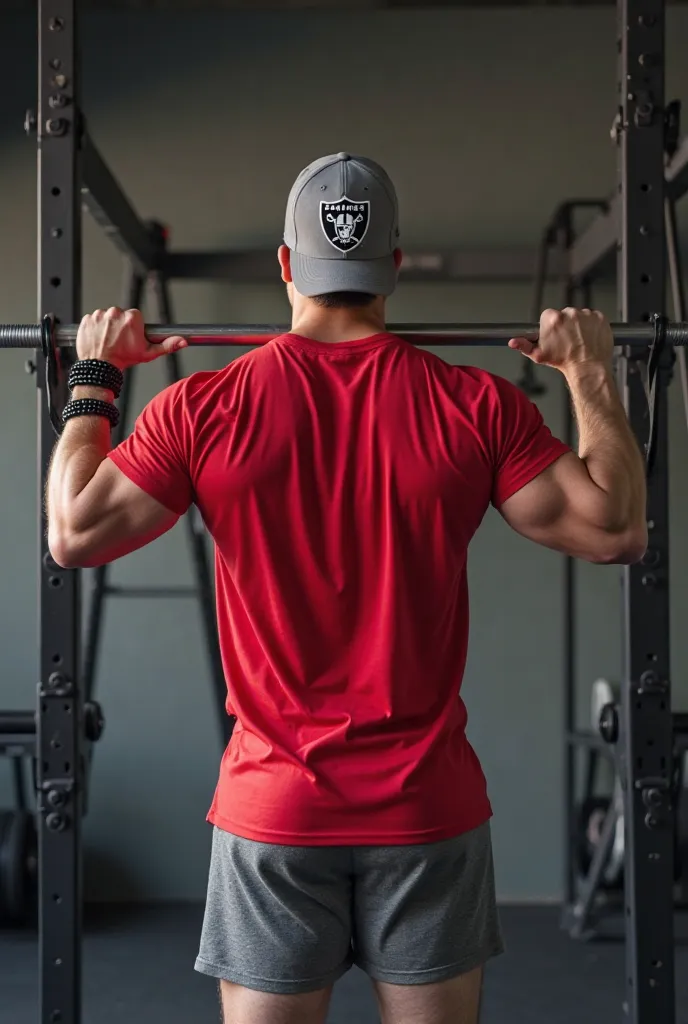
(67, 359, 124, 399)
(62, 398, 120, 429)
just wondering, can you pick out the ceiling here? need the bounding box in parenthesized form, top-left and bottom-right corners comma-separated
(6, 0, 688, 8)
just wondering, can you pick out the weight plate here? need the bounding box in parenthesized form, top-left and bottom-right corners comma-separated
(575, 796, 624, 891)
(591, 678, 618, 734)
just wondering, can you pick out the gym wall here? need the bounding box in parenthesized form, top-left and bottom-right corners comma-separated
(0, 4, 687, 903)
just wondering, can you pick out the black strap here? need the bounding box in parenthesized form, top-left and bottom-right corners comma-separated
(644, 314, 668, 475)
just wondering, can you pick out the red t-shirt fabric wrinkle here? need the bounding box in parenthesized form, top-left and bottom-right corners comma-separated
(108, 333, 569, 846)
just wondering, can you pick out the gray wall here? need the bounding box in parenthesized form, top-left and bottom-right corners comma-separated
(1, 5, 688, 901)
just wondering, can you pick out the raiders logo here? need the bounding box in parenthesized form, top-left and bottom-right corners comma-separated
(320, 196, 370, 253)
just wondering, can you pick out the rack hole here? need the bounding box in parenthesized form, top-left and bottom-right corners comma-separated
(50, 276, 61, 288)
(636, 702, 642, 710)
(647, 739, 654, 747)
(50, 739, 62, 751)
(52, 653, 62, 665)
(63, 704, 71, 713)
(52, 893, 62, 904)
(660, 701, 666, 711)
(51, 186, 61, 197)
(637, 757, 644, 769)
(641, 273, 651, 284)
(641, 183, 652, 192)
(661, 757, 667, 770)
(64, 761, 71, 773)
(49, 576, 63, 589)
(41, 703, 48, 714)
(646, 652, 657, 661)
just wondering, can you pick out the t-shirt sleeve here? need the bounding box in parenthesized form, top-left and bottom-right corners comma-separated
(489, 374, 571, 508)
(107, 381, 193, 516)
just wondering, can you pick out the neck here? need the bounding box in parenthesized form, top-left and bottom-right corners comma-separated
(290, 300, 387, 344)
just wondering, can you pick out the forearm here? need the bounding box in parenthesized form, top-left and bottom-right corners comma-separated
(47, 385, 115, 542)
(565, 362, 647, 532)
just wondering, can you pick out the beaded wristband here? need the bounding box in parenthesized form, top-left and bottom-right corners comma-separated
(62, 398, 120, 429)
(67, 359, 123, 399)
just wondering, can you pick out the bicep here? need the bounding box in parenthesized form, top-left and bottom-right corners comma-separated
(52, 459, 180, 568)
(498, 451, 629, 562)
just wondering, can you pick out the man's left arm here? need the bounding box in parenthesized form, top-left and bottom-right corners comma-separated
(47, 307, 188, 569)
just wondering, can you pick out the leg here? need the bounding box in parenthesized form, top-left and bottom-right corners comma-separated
(219, 979, 332, 1024)
(373, 966, 483, 1024)
(195, 827, 353, 1021)
(353, 822, 502, 1024)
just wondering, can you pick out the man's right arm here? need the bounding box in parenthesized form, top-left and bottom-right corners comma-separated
(498, 309, 648, 565)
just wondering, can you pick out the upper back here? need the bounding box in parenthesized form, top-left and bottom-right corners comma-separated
(184, 332, 500, 554)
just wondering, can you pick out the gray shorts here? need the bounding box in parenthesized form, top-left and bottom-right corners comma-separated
(194, 821, 504, 995)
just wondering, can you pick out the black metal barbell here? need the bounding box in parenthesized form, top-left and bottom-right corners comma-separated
(0, 314, 679, 440)
(1, 315, 688, 349)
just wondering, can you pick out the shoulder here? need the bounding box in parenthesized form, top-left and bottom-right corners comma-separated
(393, 341, 522, 406)
(155, 345, 270, 414)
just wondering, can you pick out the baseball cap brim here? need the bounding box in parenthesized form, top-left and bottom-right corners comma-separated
(290, 251, 398, 299)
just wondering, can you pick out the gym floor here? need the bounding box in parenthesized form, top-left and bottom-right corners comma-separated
(3, 905, 688, 1024)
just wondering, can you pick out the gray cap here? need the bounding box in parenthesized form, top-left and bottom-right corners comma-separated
(284, 153, 400, 298)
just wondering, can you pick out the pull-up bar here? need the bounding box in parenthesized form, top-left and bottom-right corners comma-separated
(0, 317, 686, 349)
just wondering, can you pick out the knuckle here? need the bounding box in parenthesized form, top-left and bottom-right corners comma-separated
(541, 308, 562, 326)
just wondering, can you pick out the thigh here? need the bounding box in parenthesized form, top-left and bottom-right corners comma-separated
(374, 965, 483, 1024)
(352, 822, 503, 986)
(195, 827, 353, 996)
(220, 979, 333, 1024)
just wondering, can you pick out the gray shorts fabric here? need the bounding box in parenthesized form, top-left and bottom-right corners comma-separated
(194, 822, 504, 995)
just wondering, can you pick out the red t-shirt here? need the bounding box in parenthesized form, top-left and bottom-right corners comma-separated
(109, 332, 569, 845)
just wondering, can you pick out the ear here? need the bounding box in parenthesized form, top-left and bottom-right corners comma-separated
(278, 244, 293, 284)
(393, 248, 403, 270)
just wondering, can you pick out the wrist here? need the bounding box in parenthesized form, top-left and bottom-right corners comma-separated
(71, 384, 116, 404)
(561, 359, 613, 386)
(77, 354, 124, 371)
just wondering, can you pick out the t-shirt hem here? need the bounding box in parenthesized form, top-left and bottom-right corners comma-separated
(493, 444, 569, 508)
(107, 448, 190, 516)
(206, 804, 493, 846)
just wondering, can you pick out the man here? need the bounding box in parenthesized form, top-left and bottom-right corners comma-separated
(47, 153, 647, 1024)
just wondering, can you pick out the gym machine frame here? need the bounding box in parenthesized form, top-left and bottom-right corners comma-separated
(552, 120, 688, 947)
(531, 4, 676, 1021)
(0, 1, 681, 1022)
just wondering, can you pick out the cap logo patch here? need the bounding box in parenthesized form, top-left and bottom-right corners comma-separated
(320, 196, 370, 253)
